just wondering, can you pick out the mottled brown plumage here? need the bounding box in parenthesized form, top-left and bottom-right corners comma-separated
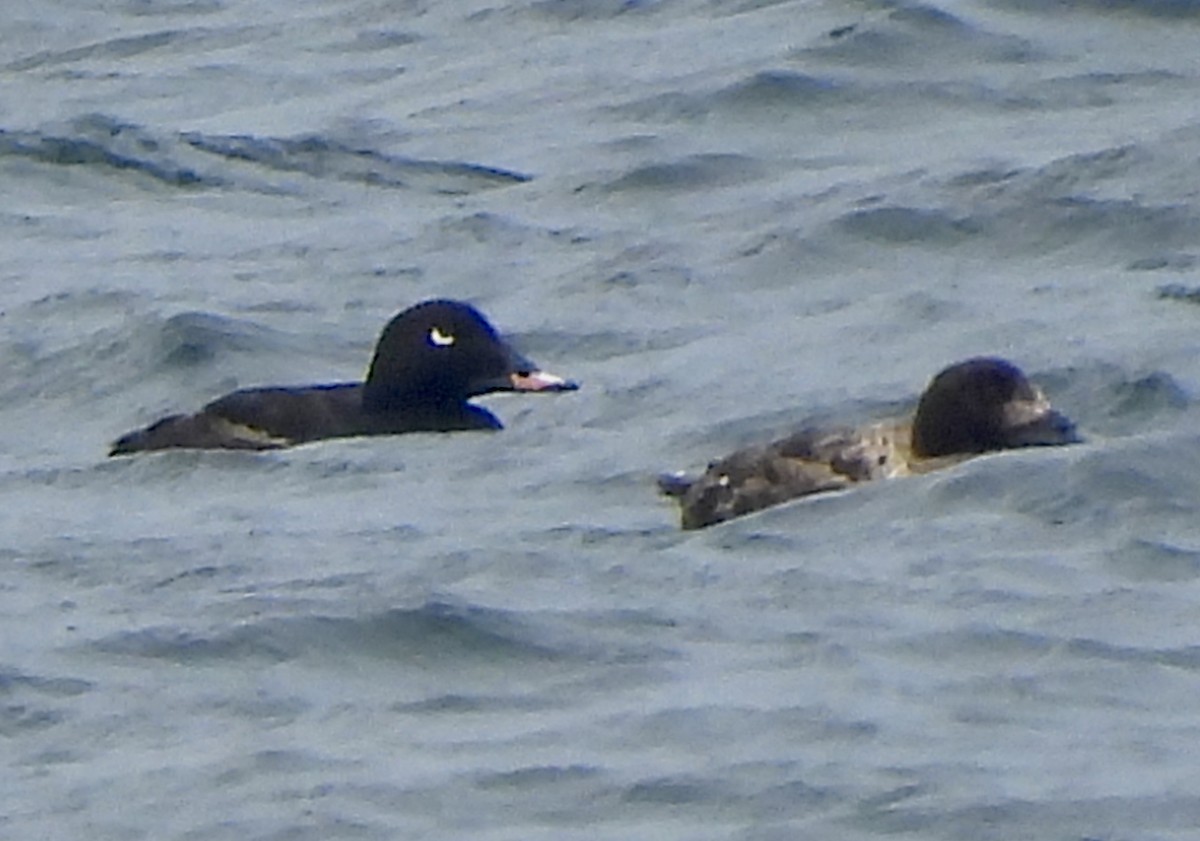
(660, 358, 1078, 529)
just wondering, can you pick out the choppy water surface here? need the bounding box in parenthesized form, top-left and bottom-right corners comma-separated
(3, 2, 1200, 839)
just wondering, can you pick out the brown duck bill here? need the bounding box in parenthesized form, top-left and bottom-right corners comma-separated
(1004, 408, 1080, 448)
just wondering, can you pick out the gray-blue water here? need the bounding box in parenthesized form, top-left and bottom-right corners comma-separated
(4, 2, 1200, 839)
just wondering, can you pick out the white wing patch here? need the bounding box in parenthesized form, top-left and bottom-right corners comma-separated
(212, 417, 292, 449)
(429, 326, 456, 347)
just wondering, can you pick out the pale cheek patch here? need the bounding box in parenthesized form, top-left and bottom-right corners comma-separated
(428, 326, 456, 347)
(1003, 393, 1052, 427)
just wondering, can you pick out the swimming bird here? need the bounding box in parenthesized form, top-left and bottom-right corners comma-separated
(658, 357, 1078, 529)
(109, 299, 578, 455)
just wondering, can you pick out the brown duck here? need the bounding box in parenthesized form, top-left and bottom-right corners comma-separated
(659, 357, 1078, 529)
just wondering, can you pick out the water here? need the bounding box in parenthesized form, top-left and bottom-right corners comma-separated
(3, 1, 1200, 839)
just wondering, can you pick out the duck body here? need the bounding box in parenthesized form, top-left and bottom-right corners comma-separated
(110, 300, 576, 456)
(660, 358, 1078, 529)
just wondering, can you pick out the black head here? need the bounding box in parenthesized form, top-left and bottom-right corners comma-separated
(362, 299, 577, 412)
(911, 357, 1078, 458)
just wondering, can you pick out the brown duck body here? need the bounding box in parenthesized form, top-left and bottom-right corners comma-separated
(660, 358, 1078, 529)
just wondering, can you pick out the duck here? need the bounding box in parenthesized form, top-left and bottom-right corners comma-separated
(658, 357, 1078, 529)
(109, 299, 578, 455)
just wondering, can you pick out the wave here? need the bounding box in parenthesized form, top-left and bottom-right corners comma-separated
(151, 311, 289, 368)
(0, 115, 218, 188)
(604, 70, 857, 125)
(820, 144, 1200, 258)
(523, 0, 665, 23)
(0, 665, 92, 740)
(987, 0, 1200, 19)
(1156, 281, 1200, 301)
(602, 153, 768, 193)
(805, 4, 1038, 69)
(902, 624, 1200, 672)
(1039, 363, 1191, 437)
(0, 306, 303, 405)
(607, 66, 1158, 135)
(0, 114, 530, 194)
(87, 600, 594, 666)
(5, 28, 220, 73)
(179, 132, 530, 193)
(919, 422, 1200, 534)
(834, 206, 982, 246)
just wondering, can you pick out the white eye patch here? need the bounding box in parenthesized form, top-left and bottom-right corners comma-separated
(428, 326, 456, 347)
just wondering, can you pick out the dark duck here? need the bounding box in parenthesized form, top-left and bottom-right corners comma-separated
(110, 299, 578, 455)
(659, 357, 1078, 529)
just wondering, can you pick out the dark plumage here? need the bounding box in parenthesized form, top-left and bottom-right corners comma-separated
(110, 299, 577, 455)
(660, 357, 1078, 529)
